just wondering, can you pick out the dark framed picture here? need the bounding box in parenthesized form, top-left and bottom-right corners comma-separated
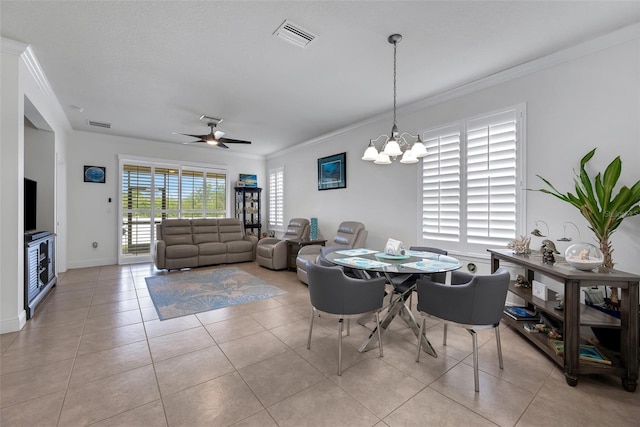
(317, 152, 346, 190)
(84, 165, 106, 183)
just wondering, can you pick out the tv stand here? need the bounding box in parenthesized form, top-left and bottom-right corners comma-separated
(24, 232, 56, 319)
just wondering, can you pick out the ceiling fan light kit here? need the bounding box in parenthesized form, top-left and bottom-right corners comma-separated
(362, 34, 428, 165)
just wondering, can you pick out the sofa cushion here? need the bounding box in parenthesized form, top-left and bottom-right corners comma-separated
(218, 218, 245, 243)
(191, 218, 221, 244)
(160, 219, 194, 246)
(227, 240, 254, 254)
(166, 244, 198, 259)
(198, 242, 227, 256)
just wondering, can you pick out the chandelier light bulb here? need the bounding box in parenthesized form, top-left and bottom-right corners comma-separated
(382, 139, 402, 157)
(362, 142, 379, 161)
(400, 149, 418, 164)
(411, 141, 428, 158)
(373, 152, 392, 165)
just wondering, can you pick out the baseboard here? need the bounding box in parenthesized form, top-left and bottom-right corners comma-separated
(0, 310, 27, 334)
(67, 257, 118, 269)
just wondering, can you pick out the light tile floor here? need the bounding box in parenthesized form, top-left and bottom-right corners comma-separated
(1, 262, 638, 426)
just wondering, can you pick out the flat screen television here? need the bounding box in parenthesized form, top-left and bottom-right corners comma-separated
(24, 177, 37, 231)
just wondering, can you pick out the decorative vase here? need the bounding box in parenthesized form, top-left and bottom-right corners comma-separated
(564, 242, 603, 271)
(310, 217, 318, 240)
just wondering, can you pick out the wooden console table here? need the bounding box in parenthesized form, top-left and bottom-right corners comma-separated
(489, 248, 638, 392)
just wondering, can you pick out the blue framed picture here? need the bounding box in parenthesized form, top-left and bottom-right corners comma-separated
(239, 174, 258, 187)
(317, 152, 346, 190)
(84, 165, 106, 183)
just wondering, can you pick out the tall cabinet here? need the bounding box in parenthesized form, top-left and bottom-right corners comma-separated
(234, 187, 261, 236)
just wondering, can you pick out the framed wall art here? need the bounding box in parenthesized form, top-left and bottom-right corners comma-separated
(239, 174, 258, 187)
(317, 152, 346, 190)
(84, 165, 106, 183)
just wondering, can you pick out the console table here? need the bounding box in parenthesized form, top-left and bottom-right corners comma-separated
(286, 239, 326, 271)
(489, 249, 638, 391)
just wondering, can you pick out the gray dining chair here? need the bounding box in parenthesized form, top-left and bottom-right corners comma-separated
(415, 268, 510, 392)
(306, 261, 386, 376)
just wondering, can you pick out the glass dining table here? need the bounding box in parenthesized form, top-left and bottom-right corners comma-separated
(325, 248, 462, 357)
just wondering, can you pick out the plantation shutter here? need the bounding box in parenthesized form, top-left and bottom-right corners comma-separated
(421, 126, 462, 242)
(466, 109, 517, 246)
(269, 167, 284, 230)
(121, 165, 153, 255)
(204, 171, 227, 217)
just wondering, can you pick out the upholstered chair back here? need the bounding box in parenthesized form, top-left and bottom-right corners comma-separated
(217, 218, 245, 243)
(159, 219, 193, 246)
(191, 218, 220, 243)
(282, 218, 310, 240)
(331, 221, 367, 248)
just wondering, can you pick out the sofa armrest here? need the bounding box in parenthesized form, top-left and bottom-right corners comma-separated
(154, 240, 166, 269)
(298, 244, 323, 257)
(257, 237, 280, 246)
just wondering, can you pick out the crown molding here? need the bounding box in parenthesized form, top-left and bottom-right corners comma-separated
(0, 37, 28, 55)
(268, 22, 640, 159)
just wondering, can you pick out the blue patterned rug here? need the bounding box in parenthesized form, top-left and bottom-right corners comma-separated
(145, 267, 287, 320)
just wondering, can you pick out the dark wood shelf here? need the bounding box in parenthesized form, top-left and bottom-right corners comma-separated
(490, 248, 638, 392)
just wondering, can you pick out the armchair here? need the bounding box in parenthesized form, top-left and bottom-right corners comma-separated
(415, 268, 510, 392)
(296, 221, 368, 284)
(256, 218, 310, 270)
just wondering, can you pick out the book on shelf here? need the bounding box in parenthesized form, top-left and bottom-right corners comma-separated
(523, 323, 539, 333)
(547, 339, 611, 365)
(503, 306, 539, 321)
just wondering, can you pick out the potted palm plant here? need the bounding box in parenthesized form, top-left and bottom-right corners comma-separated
(533, 148, 640, 305)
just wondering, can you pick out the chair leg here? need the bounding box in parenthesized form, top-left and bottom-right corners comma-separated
(443, 323, 448, 346)
(416, 317, 425, 362)
(346, 318, 350, 336)
(307, 308, 315, 350)
(338, 319, 343, 376)
(495, 326, 504, 370)
(375, 311, 383, 358)
(470, 329, 479, 392)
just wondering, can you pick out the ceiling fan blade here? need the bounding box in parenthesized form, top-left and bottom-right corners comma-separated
(181, 140, 206, 145)
(218, 137, 252, 144)
(174, 132, 209, 139)
(217, 142, 230, 149)
(214, 130, 225, 139)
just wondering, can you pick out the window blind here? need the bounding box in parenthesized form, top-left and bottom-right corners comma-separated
(421, 126, 462, 242)
(420, 107, 521, 249)
(269, 167, 284, 230)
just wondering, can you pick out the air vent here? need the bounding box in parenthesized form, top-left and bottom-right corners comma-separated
(273, 20, 316, 48)
(87, 120, 112, 129)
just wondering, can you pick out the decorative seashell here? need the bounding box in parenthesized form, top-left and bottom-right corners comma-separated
(531, 229, 545, 237)
(541, 239, 560, 254)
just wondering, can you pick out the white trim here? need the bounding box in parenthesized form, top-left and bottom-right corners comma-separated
(0, 310, 27, 334)
(268, 23, 640, 158)
(0, 37, 28, 55)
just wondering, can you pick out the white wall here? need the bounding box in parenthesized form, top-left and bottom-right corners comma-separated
(66, 131, 266, 268)
(267, 35, 640, 276)
(0, 41, 71, 333)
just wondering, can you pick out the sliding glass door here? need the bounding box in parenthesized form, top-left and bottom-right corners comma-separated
(119, 159, 227, 264)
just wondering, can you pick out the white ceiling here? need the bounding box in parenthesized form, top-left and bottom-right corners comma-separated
(2, 1, 639, 156)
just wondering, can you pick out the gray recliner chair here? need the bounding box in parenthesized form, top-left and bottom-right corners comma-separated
(256, 218, 310, 270)
(306, 262, 386, 376)
(296, 221, 368, 284)
(415, 268, 510, 392)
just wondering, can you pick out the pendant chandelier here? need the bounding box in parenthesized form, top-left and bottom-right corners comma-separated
(362, 34, 427, 165)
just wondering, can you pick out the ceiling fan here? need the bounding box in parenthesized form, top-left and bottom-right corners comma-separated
(174, 118, 251, 149)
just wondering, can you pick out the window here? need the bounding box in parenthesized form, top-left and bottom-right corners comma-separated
(268, 167, 284, 231)
(119, 159, 228, 263)
(420, 106, 524, 253)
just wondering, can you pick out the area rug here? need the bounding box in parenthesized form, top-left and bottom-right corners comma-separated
(145, 267, 287, 320)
